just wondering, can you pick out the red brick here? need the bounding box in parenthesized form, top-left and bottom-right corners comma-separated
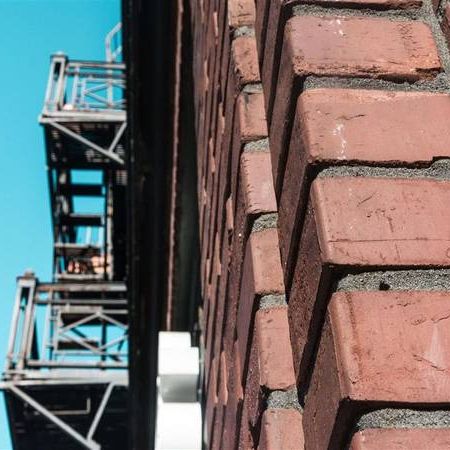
(222, 152, 276, 371)
(200, 146, 215, 280)
(237, 91, 267, 140)
(211, 353, 228, 450)
(261, 0, 291, 120)
(270, 15, 441, 196)
(205, 103, 225, 281)
(261, 0, 423, 119)
(259, 409, 305, 450)
(241, 337, 261, 445)
(255, 0, 271, 65)
(350, 429, 450, 449)
(228, 0, 256, 29)
(212, 223, 231, 366)
(217, 42, 261, 250)
(205, 232, 222, 381)
(314, 177, 450, 266)
(228, 151, 277, 318)
(255, 307, 296, 391)
(233, 151, 276, 261)
(222, 341, 244, 450)
(237, 228, 284, 382)
(220, 8, 232, 104)
(279, 89, 450, 288)
(238, 401, 255, 450)
(201, 16, 220, 162)
(304, 291, 450, 449)
(289, 177, 450, 389)
(206, 355, 219, 443)
(230, 91, 268, 213)
(211, 405, 225, 450)
(215, 89, 234, 251)
(231, 36, 260, 88)
(242, 306, 296, 444)
(226, 196, 234, 233)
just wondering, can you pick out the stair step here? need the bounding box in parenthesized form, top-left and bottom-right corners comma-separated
(55, 273, 104, 281)
(59, 183, 104, 197)
(54, 243, 102, 257)
(58, 213, 103, 227)
(57, 338, 100, 351)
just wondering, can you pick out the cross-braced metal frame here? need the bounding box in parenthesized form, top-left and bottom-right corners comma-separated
(2, 275, 129, 449)
(2, 24, 129, 450)
(39, 25, 127, 283)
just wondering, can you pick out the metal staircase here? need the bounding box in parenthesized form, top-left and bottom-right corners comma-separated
(1, 25, 129, 450)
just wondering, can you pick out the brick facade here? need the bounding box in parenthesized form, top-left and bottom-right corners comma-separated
(186, 0, 450, 447)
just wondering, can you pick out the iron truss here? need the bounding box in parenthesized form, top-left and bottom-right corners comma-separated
(2, 24, 129, 449)
(2, 275, 128, 449)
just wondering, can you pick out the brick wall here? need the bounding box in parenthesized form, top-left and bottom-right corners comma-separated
(187, 0, 450, 447)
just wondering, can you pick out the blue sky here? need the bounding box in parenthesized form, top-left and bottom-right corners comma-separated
(0, 1, 119, 447)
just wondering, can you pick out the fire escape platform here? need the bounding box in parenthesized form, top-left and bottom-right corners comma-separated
(4, 382, 128, 450)
(2, 24, 129, 449)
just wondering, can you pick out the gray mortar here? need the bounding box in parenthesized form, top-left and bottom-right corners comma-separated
(304, 72, 450, 93)
(242, 83, 262, 93)
(317, 158, 450, 180)
(293, 4, 422, 19)
(259, 294, 287, 309)
(243, 138, 269, 152)
(266, 388, 302, 411)
(437, 0, 448, 22)
(252, 213, 278, 232)
(293, 0, 450, 92)
(337, 269, 450, 291)
(357, 408, 450, 429)
(233, 25, 255, 38)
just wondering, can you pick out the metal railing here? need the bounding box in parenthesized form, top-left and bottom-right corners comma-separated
(43, 53, 125, 115)
(106, 22, 122, 63)
(5, 274, 128, 376)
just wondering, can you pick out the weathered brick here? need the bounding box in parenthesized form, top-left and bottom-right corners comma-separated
(230, 91, 268, 214)
(304, 291, 450, 449)
(228, 151, 276, 316)
(205, 232, 222, 382)
(237, 228, 284, 382)
(223, 152, 276, 373)
(270, 15, 441, 196)
(261, 0, 423, 121)
(238, 400, 255, 449)
(241, 337, 261, 446)
(212, 222, 231, 367)
(231, 36, 260, 88)
(255, 307, 296, 391)
(241, 306, 297, 446)
(350, 429, 450, 449)
(259, 409, 305, 450)
(217, 39, 261, 249)
(289, 177, 450, 391)
(228, 0, 256, 29)
(255, 0, 271, 64)
(206, 355, 219, 444)
(211, 352, 228, 450)
(222, 341, 244, 450)
(279, 89, 450, 289)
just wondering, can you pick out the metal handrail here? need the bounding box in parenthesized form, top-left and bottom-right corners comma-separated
(4, 276, 128, 377)
(43, 54, 126, 115)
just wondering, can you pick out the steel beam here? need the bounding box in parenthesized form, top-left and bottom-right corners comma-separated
(7, 384, 101, 450)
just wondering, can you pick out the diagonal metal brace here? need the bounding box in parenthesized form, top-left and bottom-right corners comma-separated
(6, 384, 101, 450)
(48, 121, 125, 166)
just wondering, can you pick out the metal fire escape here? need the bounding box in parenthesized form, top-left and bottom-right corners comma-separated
(1, 24, 129, 450)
